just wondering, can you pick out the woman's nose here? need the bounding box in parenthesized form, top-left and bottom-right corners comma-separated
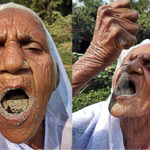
(2, 42, 25, 73)
(125, 54, 143, 75)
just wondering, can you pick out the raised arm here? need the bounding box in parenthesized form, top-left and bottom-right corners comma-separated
(72, 0, 138, 97)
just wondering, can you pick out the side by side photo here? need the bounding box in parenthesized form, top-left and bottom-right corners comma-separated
(0, 0, 150, 149)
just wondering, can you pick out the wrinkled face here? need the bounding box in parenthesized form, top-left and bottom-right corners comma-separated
(109, 44, 150, 118)
(0, 8, 56, 143)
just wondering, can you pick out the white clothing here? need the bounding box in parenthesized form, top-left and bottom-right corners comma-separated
(72, 98, 124, 150)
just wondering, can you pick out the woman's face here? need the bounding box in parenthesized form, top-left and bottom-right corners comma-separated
(0, 8, 57, 143)
(109, 44, 150, 118)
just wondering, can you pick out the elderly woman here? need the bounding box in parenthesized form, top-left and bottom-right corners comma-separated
(72, 0, 150, 149)
(0, 3, 71, 150)
(73, 39, 150, 149)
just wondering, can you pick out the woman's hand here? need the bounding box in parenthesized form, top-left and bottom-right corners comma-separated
(88, 0, 138, 66)
(72, 0, 138, 97)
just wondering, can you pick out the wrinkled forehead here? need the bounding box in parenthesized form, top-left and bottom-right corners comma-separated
(0, 7, 45, 32)
(0, 6, 56, 73)
(0, 7, 51, 53)
(122, 44, 150, 64)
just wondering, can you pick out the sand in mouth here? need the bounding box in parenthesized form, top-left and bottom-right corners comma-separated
(2, 98, 28, 114)
(1, 89, 29, 114)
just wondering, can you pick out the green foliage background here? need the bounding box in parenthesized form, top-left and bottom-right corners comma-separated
(73, 0, 105, 53)
(73, 53, 116, 112)
(72, 52, 116, 112)
(73, 0, 150, 53)
(73, 0, 150, 112)
(0, 0, 72, 81)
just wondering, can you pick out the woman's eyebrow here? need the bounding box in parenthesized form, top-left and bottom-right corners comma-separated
(17, 34, 32, 43)
(17, 31, 46, 44)
(0, 32, 7, 43)
(143, 54, 150, 63)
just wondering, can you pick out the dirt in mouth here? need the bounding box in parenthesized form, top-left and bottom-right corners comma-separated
(1, 89, 29, 114)
(114, 73, 136, 96)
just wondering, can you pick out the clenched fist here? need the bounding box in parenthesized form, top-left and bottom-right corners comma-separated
(90, 0, 138, 65)
(72, 0, 138, 97)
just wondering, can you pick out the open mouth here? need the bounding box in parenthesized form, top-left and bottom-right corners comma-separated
(0, 88, 29, 115)
(114, 73, 136, 96)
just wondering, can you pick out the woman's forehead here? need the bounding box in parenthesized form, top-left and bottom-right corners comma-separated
(0, 8, 42, 26)
(123, 44, 150, 62)
(0, 8, 50, 52)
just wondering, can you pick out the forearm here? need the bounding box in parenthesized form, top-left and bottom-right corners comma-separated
(72, 0, 138, 97)
(72, 44, 114, 97)
(72, 58, 104, 98)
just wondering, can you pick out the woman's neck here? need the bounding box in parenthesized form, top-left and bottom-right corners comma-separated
(25, 119, 45, 150)
(120, 114, 150, 149)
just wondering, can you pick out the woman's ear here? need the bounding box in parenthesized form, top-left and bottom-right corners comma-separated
(53, 63, 60, 91)
(55, 64, 60, 89)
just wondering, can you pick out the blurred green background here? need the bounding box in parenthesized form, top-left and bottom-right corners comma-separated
(0, 0, 72, 82)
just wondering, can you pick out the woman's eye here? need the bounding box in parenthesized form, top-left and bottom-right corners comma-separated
(29, 47, 42, 52)
(145, 64, 150, 70)
(22, 42, 43, 52)
(0, 44, 5, 54)
(122, 64, 128, 67)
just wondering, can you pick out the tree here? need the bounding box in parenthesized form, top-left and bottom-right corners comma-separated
(0, 0, 72, 25)
(131, 0, 150, 43)
(73, 0, 150, 53)
(73, 0, 105, 53)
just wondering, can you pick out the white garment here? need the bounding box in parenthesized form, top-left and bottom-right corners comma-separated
(72, 98, 124, 150)
(0, 3, 72, 150)
(72, 39, 150, 149)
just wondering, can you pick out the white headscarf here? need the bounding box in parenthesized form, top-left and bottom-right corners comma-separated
(0, 3, 72, 150)
(72, 39, 150, 150)
(108, 39, 150, 149)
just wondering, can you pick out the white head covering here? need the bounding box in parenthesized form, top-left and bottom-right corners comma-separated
(0, 3, 72, 150)
(108, 39, 150, 149)
(73, 39, 150, 150)
(116, 39, 150, 69)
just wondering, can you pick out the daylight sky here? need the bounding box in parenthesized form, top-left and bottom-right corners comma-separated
(72, 0, 112, 5)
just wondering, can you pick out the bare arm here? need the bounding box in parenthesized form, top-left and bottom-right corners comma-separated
(72, 0, 138, 97)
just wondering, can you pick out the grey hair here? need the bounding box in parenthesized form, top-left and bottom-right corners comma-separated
(0, 2, 43, 23)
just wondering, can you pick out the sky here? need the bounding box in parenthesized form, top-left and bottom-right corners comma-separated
(72, 0, 112, 5)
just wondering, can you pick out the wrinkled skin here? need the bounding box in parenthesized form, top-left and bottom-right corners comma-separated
(72, 0, 150, 149)
(110, 45, 150, 149)
(72, 0, 138, 97)
(0, 8, 58, 149)
(110, 45, 150, 118)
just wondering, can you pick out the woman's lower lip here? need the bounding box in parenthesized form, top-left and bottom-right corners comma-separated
(0, 99, 34, 126)
(116, 94, 135, 99)
(114, 94, 135, 105)
(111, 92, 136, 103)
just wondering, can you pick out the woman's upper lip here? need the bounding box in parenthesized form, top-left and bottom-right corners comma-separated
(0, 75, 33, 94)
(114, 68, 142, 88)
(0, 86, 28, 96)
(0, 87, 29, 101)
(113, 71, 138, 96)
(0, 68, 33, 75)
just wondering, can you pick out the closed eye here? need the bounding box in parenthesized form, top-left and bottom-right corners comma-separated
(28, 47, 42, 52)
(0, 44, 4, 54)
(144, 63, 150, 71)
(121, 64, 128, 67)
(22, 42, 43, 53)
